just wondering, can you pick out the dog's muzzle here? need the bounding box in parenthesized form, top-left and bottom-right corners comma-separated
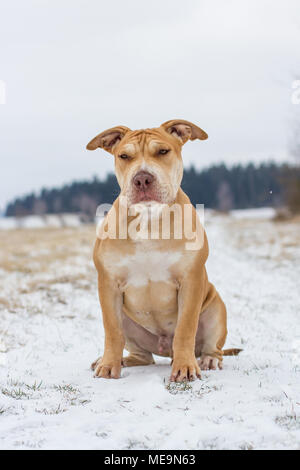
(131, 170, 159, 203)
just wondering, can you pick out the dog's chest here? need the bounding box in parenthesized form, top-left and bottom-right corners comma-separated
(101, 242, 191, 334)
(118, 247, 181, 287)
(118, 246, 181, 333)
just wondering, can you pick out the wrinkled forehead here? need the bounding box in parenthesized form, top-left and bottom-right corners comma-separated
(116, 128, 181, 154)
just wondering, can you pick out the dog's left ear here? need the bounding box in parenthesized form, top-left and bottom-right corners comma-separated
(160, 119, 208, 144)
(86, 126, 131, 154)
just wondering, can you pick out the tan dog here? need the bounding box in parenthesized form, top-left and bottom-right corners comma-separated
(87, 120, 240, 382)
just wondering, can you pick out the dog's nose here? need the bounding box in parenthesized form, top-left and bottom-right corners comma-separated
(133, 171, 154, 191)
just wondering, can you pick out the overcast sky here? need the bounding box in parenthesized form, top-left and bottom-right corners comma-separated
(0, 0, 300, 211)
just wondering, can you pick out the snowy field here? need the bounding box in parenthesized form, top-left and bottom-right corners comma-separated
(0, 211, 299, 450)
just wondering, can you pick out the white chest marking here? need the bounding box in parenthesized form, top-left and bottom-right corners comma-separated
(117, 247, 181, 287)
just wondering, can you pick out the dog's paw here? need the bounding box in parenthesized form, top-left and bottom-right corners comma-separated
(170, 357, 201, 382)
(92, 357, 122, 379)
(198, 355, 223, 371)
(91, 356, 102, 371)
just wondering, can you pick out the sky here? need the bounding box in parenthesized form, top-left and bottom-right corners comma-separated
(0, 0, 300, 211)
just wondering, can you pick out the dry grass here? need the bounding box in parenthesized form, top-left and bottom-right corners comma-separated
(0, 225, 97, 315)
(0, 226, 96, 274)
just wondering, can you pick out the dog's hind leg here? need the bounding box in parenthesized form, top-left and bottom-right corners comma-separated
(122, 313, 156, 367)
(122, 344, 155, 367)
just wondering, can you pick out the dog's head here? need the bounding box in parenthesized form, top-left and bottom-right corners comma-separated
(87, 120, 208, 206)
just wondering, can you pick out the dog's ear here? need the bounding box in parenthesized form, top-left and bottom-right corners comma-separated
(160, 119, 208, 144)
(86, 126, 131, 154)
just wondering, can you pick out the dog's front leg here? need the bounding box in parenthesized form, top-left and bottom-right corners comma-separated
(94, 273, 125, 379)
(170, 276, 205, 382)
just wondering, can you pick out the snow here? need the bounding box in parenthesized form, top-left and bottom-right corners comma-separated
(0, 214, 83, 230)
(230, 207, 276, 220)
(0, 213, 299, 450)
(0, 217, 18, 230)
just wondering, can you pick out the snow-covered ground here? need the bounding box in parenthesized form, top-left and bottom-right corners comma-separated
(0, 212, 299, 450)
(0, 214, 83, 230)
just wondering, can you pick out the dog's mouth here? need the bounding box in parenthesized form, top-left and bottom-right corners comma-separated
(131, 189, 162, 204)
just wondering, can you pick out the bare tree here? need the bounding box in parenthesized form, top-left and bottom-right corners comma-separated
(217, 180, 234, 213)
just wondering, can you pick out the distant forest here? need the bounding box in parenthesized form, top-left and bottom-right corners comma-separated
(6, 162, 289, 218)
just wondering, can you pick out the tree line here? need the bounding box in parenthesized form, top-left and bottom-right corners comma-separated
(5, 162, 296, 218)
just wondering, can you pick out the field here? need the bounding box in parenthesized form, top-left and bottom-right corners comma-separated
(0, 211, 299, 450)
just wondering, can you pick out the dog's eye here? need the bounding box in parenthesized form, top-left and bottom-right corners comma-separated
(158, 149, 170, 155)
(119, 154, 130, 160)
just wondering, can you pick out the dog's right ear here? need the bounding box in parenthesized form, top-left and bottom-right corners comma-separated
(86, 126, 131, 154)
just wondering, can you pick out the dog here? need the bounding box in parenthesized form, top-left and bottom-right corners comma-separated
(87, 119, 240, 382)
